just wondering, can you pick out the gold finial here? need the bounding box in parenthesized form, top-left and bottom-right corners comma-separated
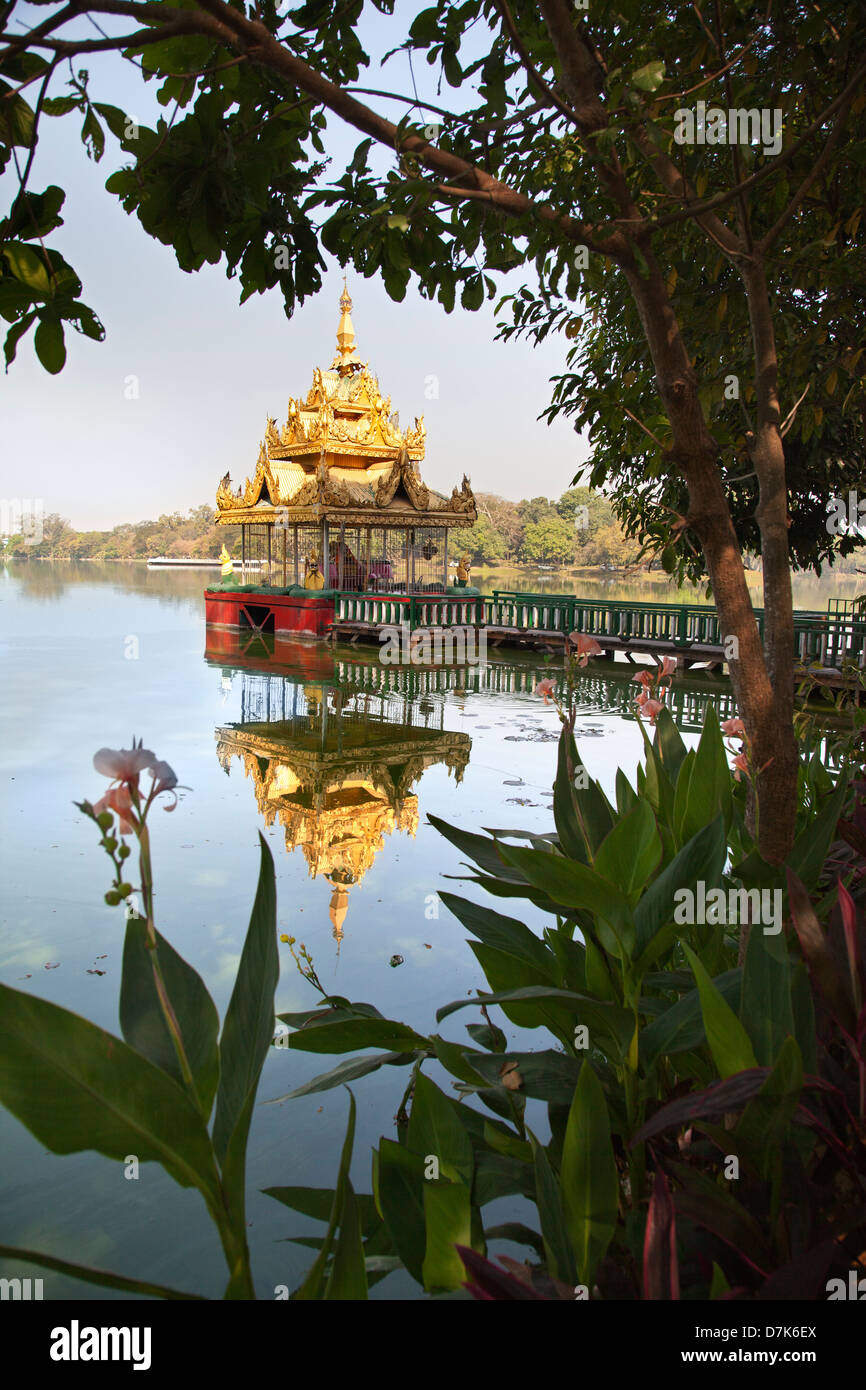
(332, 278, 363, 376)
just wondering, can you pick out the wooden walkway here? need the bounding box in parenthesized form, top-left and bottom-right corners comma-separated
(331, 590, 866, 687)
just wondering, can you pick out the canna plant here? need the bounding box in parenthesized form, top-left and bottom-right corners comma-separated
(271, 689, 866, 1298)
(0, 741, 282, 1299)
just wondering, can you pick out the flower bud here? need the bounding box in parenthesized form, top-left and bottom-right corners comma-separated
(104, 889, 122, 906)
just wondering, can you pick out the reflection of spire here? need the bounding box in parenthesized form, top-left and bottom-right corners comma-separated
(332, 280, 364, 377)
(329, 884, 349, 944)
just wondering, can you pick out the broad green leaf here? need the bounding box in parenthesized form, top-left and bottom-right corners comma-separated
(634, 815, 726, 960)
(631, 59, 666, 92)
(593, 798, 662, 902)
(294, 1090, 357, 1300)
(212, 835, 279, 1234)
(458, 1050, 584, 1105)
(530, 1133, 576, 1283)
(267, 1049, 416, 1102)
(324, 1178, 368, 1300)
(735, 1037, 804, 1179)
(497, 844, 634, 956)
(263, 1184, 381, 1237)
(676, 706, 731, 844)
(377, 1137, 426, 1285)
(422, 1180, 475, 1290)
(438, 891, 555, 974)
(740, 922, 795, 1066)
(0, 983, 221, 1207)
(560, 1063, 618, 1285)
(3, 243, 50, 295)
(283, 1015, 429, 1054)
(786, 778, 848, 891)
(683, 945, 758, 1077)
(33, 314, 65, 374)
(407, 1073, 474, 1185)
(640, 968, 741, 1065)
(653, 707, 688, 782)
(120, 916, 219, 1120)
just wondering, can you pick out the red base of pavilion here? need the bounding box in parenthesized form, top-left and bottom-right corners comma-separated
(204, 588, 336, 640)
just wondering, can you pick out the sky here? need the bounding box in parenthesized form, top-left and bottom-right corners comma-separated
(0, 2, 591, 531)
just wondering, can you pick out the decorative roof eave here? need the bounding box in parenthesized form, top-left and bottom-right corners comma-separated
(214, 505, 476, 528)
(216, 445, 477, 526)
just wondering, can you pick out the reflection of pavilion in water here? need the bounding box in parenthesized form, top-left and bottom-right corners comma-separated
(215, 664, 470, 941)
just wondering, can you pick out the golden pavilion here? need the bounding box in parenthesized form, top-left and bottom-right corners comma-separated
(213, 285, 477, 594)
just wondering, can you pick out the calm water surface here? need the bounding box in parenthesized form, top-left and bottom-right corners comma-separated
(0, 559, 848, 1298)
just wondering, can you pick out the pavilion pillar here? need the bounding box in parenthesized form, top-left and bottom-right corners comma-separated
(322, 520, 330, 587)
(241, 524, 246, 582)
(267, 525, 272, 587)
(443, 529, 449, 590)
(338, 520, 345, 591)
(282, 527, 287, 587)
(365, 526, 372, 592)
(404, 528, 410, 595)
(293, 525, 299, 584)
(410, 529, 416, 591)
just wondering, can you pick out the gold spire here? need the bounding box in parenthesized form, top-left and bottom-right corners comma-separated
(332, 279, 364, 376)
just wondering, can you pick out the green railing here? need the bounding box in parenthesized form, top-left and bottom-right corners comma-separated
(334, 591, 866, 670)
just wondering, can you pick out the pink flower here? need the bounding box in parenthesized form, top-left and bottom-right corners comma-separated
(569, 632, 603, 667)
(657, 656, 677, 678)
(631, 670, 654, 689)
(149, 758, 179, 810)
(93, 744, 156, 786)
(93, 785, 138, 836)
(732, 751, 749, 781)
(721, 717, 746, 739)
(534, 678, 557, 705)
(640, 698, 665, 724)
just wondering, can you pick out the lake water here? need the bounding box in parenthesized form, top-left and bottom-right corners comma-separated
(0, 559, 851, 1299)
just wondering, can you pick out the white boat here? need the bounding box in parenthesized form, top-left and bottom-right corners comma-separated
(146, 556, 262, 569)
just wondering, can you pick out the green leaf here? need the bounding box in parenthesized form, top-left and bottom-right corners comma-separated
(422, 1180, 475, 1290)
(560, 1063, 618, 1286)
(634, 815, 726, 960)
(212, 835, 279, 1228)
(407, 1072, 474, 1186)
(376, 1137, 426, 1284)
(267, 1049, 416, 1102)
(631, 60, 666, 92)
(675, 706, 731, 845)
(0, 1244, 203, 1300)
(324, 1178, 368, 1299)
(683, 945, 758, 1077)
(0, 983, 221, 1206)
(497, 844, 634, 956)
(283, 1014, 430, 1054)
(593, 798, 662, 902)
(735, 1037, 803, 1179)
(294, 1089, 358, 1300)
(263, 1185, 381, 1239)
(786, 778, 847, 891)
(640, 968, 742, 1065)
(739, 922, 794, 1066)
(120, 917, 220, 1121)
(530, 1133, 577, 1283)
(438, 891, 555, 974)
(3, 243, 50, 295)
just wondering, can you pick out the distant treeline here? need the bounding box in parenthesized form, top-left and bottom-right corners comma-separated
(5, 490, 862, 573)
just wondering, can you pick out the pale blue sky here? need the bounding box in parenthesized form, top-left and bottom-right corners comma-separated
(0, 2, 590, 529)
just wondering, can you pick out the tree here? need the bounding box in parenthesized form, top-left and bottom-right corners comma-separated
(2, 1, 864, 863)
(520, 516, 575, 565)
(453, 514, 506, 564)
